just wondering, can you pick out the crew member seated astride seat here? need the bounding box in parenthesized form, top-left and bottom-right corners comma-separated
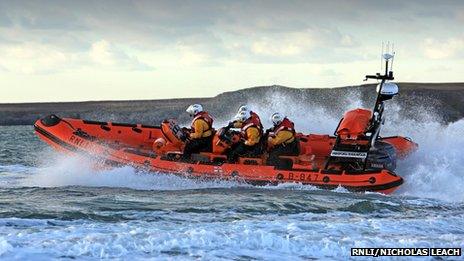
(226, 109, 263, 162)
(266, 113, 300, 166)
(182, 104, 214, 159)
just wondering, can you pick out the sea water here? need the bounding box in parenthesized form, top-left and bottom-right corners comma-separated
(0, 97, 463, 259)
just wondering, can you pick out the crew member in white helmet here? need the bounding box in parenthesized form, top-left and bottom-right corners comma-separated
(226, 109, 262, 162)
(235, 105, 263, 130)
(182, 104, 214, 159)
(266, 112, 299, 165)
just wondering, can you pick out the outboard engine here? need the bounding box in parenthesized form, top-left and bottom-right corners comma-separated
(366, 141, 396, 171)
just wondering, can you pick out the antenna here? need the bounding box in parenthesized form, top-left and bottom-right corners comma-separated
(390, 43, 395, 71)
(380, 42, 384, 72)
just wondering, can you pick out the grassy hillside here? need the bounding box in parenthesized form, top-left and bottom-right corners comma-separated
(1, 83, 463, 126)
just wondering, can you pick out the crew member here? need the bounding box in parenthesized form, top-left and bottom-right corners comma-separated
(237, 105, 263, 130)
(266, 112, 299, 166)
(227, 109, 263, 162)
(182, 104, 214, 158)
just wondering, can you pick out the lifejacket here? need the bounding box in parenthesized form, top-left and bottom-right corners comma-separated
(240, 115, 262, 140)
(250, 111, 264, 130)
(191, 111, 213, 134)
(272, 117, 296, 144)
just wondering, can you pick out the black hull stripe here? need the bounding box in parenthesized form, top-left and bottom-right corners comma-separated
(35, 124, 78, 152)
(246, 177, 403, 192)
(34, 124, 124, 167)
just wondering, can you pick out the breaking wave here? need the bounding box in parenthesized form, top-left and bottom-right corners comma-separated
(396, 119, 464, 202)
(17, 154, 242, 190)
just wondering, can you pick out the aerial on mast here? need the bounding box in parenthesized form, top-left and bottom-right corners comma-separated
(363, 43, 399, 150)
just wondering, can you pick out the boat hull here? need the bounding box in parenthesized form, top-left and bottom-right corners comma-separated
(34, 115, 411, 194)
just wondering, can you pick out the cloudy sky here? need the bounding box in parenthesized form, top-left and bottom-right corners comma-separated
(1, 0, 463, 102)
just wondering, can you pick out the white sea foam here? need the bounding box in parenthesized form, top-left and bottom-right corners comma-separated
(0, 212, 463, 259)
(20, 153, 242, 191)
(0, 237, 13, 256)
(395, 119, 464, 202)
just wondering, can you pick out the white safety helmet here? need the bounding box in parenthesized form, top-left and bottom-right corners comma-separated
(234, 110, 251, 122)
(186, 104, 203, 117)
(271, 112, 284, 126)
(238, 105, 249, 113)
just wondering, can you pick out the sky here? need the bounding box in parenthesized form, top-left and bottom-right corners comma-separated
(0, 0, 463, 102)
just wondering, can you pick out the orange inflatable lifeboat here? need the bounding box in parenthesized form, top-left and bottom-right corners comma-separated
(34, 112, 416, 194)
(34, 55, 418, 194)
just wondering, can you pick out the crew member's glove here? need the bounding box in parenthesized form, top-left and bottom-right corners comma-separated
(179, 132, 190, 142)
(227, 121, 235, 128)
(264, 128, 273, 137)
(267, 136, 273, 143)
